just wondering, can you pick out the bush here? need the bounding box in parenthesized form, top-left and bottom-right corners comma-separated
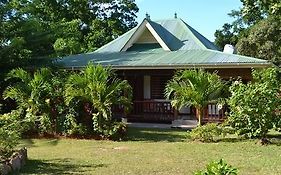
(228, 68, 281, 138)
(0, 111, 22, 158)
(0, 126, 20, 158)
(194, 159, 238, 175)
(188, 123, 224, 142)
(109, 122, 127, 140)
(62, 112, 88, 136)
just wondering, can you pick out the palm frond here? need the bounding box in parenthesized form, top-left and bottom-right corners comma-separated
(5, 68, 31, 83)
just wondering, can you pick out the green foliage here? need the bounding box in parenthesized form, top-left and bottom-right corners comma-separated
(0, 111, 23, 157)
(194, 159, 238, 175)
(62, 109, 88, 136)
(241, 0, 281, 21)
(165, 69, 225, 125)
(228, 68, 281, 138)
(0, 0, 139, 68)
(108, 122, 128, 140)
(215, 1, 281, 64)
(65, 63, 132, 138)
(236, 15, 281, 65)
(2, 66, 130, 139)
(3, 68, 68, 135)
(188, 123, 224, 142)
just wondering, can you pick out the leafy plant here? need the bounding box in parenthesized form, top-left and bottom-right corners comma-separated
(3, 68, 54, 133)
(194, 159, 238, 175)
(64, 63, 132, 138)
(109, 122, 128, 140)
(188, 123, 224, 142)
(0, 111, 23, 158)
(228, 68, 281, 139)
(165, 69, 225, 125)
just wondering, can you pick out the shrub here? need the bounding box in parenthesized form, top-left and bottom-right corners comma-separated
(188, 123, 224, 142)
(228, 68, 281, 139)
(194, 159, 238, 175)
(0, 111, 22, 158)
(62, 111, 88, 136)
(109, 122, 128, 140)
(0, 126, 20, 157)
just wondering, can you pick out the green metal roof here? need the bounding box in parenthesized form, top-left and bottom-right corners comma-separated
(95, 18, 218, 53)
(56, 18, 271, 69)
(57, 49, 271, 69)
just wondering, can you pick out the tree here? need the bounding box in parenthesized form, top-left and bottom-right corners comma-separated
(214, 10, 246, 50)
(165, 70, 225, 125)
(64, 64, 132, 137)
(214, 1, 281, 65)
(0, 0, 139, 66)
(0, 0, 139, 116)
(240, 0, 281, 22)
(236, 15, 281, 65)
(228, 68, 281, 139)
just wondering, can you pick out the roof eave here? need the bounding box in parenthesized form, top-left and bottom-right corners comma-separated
(65, 62, 272, 70)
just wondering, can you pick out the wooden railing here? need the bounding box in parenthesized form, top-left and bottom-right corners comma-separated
(129, 100, 175, 122)
(113, 101, 227, 123)
(203, 103, 227, 123)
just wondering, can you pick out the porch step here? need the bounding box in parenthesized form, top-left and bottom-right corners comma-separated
(171, 119, 198, 129)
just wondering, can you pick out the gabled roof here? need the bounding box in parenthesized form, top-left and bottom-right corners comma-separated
(95, 18, 219, 53)
(57, 18, 271, 69)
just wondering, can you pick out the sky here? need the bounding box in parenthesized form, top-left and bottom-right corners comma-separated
(135, 0, 242, 42)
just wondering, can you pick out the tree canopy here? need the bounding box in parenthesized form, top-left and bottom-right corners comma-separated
(214, 0, 281, 65)
(0, 0, 139, 68)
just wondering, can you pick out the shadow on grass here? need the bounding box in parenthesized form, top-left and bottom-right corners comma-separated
(126, 127, 187, 142)
(20, 139, 36, 148)
(218, 137, 248, 143)
(20, 158, 106, 174)
(20, 139, 60, 148)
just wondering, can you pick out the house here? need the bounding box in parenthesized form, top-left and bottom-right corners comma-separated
(57, 16, 271, 123)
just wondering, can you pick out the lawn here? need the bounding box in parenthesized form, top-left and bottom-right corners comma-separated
(19, 128, 281, 175)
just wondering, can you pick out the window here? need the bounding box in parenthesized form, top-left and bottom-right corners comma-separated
(151, 76, 171, 99)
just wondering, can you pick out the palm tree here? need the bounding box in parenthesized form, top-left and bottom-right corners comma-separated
(3, 68, 53, 132)
(165, 69, 224, 125)
(64, 63, 132, 135)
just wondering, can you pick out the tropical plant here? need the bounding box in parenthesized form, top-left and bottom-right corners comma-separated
(165, 69, 225, 125)
(228, 68, 281, 139)
(194, 159, 238, 175)
(64, 63, 132, 138)
(3, 68, 54, 134)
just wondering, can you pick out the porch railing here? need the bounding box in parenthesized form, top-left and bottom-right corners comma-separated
(203, 103, 227, 123)
(129, 100, 175, 122)
(113, 101, 227, 123)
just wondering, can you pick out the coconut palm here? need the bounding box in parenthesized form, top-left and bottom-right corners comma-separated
(165, 69, 224, 125)
(64, 63, 132, 135)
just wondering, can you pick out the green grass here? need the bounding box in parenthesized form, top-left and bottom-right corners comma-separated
(19, 128, 281, 175)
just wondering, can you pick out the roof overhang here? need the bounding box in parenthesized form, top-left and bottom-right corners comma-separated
(65, 62, 272, 70)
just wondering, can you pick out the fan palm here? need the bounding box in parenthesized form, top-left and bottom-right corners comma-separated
(64, 63, 132, 135)
(165, 69, 224, 125)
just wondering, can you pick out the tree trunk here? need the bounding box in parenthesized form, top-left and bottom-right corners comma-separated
(196, 108, 204, 126)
